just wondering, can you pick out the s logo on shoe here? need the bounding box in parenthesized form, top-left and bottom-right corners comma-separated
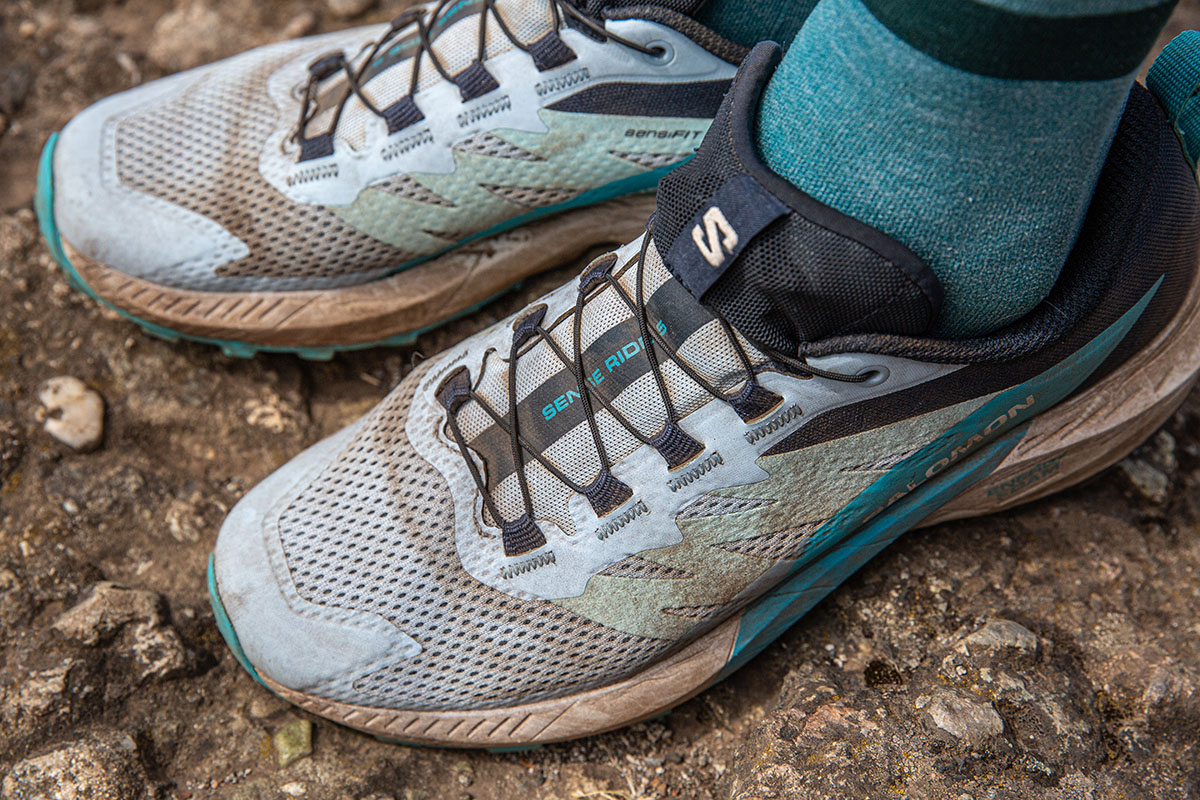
(692, 207, 739, 267)
(665, 174, 788, 301)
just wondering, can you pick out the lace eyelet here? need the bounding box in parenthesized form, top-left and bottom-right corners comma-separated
(643, 41, 673, 65)
(856, 366, 890, 386)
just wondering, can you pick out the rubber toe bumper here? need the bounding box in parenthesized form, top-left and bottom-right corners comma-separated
(50, 70, 248, 286)
(210, 423, 422, 703)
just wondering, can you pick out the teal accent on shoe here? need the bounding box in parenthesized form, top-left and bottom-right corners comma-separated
(722, 274, 1160, 675)
(35, 132, 670, 359)
(349, 161, 679, 274)
(35, 134, 78, 289)
(720, 424, 1024, 679)
(207, 553, 268, 689)
(1148, 30, 1200, 171)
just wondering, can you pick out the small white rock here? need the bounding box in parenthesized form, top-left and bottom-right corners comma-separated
(38, 376, 104, 452)
(965, 619, 1039, 654)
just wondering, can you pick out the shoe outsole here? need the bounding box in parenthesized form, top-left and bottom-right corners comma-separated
(206, 256, 1200, 748)
(35, 132, 665, 359)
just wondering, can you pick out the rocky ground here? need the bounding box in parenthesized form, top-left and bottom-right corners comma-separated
(2, 2, 1200, 798)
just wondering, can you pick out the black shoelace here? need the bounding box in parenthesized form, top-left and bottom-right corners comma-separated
(291, 0, 665, 161)
(436, 219, 868, 558)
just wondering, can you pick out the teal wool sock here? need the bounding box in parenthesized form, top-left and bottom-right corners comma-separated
(693, 0, 819, 50)
(755, 0, 1178, 338)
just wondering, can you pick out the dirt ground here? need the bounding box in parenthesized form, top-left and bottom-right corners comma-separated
(2, 2, 1199, 799)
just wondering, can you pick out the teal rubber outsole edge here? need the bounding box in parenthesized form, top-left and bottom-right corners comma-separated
(34, 132, 673, 361)
(207, 553, 267, 689)
(716, 427, 1023, 681)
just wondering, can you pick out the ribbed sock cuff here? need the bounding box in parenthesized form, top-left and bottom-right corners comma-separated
(861, 0, 1177, 80)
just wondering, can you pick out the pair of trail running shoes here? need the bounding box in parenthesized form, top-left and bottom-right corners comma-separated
(37, 0, 1200, 747)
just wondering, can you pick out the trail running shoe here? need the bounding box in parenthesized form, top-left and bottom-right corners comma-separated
(209, 41, 1200, 747)
(35, 0, 741, 358)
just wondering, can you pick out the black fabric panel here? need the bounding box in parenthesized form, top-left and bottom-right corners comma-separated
(546, 80, 731, 118)
(767, 83, 1200, 455)
(803, 83, 1196, 367)
(653, 43, 942, 354)
(1074, 107, 1199, 393)
(862, 0, 1177, 81)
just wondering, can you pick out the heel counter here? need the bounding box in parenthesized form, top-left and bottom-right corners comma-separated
(1080, 80, 1200, 391)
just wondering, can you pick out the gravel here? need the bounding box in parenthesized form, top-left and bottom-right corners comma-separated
(1, 1, 1198, 797)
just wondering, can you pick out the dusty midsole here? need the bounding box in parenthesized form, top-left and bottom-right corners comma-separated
(261, 617, 740, 747)
(64, 195, 658, 349)
(254, 258, 1200, 748)
(929, 262, 1200, 525)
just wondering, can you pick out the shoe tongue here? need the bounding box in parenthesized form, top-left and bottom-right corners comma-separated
(654, 43, 943, 355)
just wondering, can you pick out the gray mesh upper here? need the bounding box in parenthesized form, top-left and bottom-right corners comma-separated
(114, 44, 415, 291)
(713, 525, 818, 561)
(276, 363, 672, 711)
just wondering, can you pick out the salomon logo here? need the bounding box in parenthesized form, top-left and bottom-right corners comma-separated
(864, 394, 1037, 524)
(692, 207, 738, 268)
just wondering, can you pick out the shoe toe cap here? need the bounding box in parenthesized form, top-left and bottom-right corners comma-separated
(51, 68, 249, 287)
(212, 422, 422, 700)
